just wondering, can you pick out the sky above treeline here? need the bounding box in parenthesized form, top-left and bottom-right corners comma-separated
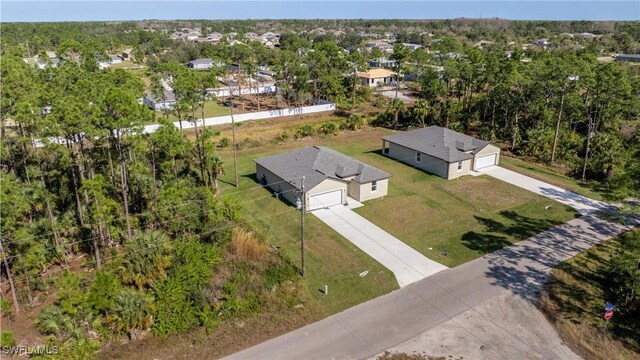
(2, 1, 639, 22)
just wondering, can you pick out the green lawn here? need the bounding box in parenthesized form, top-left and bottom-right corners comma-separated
(217, 138, 399, 315)
(499, 156, 610, 201)
(217, 127, 580, 312)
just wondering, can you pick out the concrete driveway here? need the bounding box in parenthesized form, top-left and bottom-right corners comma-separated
(312, 205, 448, 287)
(225, 215, 637, 360)
(480, 166, 615, 215)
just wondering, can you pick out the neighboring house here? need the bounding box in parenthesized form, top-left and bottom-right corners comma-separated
(187, 58, 214, 70)
(143, 91, 177, 111)
(255, 146, 390, 211)
(615, 54, 640, 63)
(532, 38, 549, 48)
(356, 68, 398, 87)
(368, 57, 398, 68)
(402, 43, 422, 50)
(36, 57, 60, 69)
(381, 126, 501, 180)
(110, 55, 123, 64)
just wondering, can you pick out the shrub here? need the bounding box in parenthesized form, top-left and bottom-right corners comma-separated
(107, 289, 155, 340)
(1, 332, 16, 347)
(86, 271, 121, 314)
(218, 137, 230, 148)
(295, 124, 316, 139)
(272, 131, 290, 144)
(1, 299, 13, 321)
(319, 121, 340, 135)
(373, 96, 387, 108)
(341, 114, 367, 131)
(152, 239, 221, 337)
(115, 231, 173, 290)
(230, 227, 268, 262)
(263, 258, 298, 289)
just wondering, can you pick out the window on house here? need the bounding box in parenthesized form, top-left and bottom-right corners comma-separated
(416, 152, 421, 163)
(371, 180, 377, 192)
(457, 161, 463, 171)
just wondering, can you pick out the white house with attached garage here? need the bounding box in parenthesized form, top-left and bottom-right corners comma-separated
(255, 146, 390, 211)
(381, 126, 500, 179)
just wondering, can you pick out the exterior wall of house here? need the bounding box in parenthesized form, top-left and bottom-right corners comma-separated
(191, 63, 212, 70)
(359, 76, 395, 87)
(255, 164, 299, 207)
(446, 159, 472, 179)
(387, 142, 449, 178)
(351, 179, 389, 202)
(305, 179, 348, 206)
(472, 144, 501, 170)
(143, 95, 175, 111)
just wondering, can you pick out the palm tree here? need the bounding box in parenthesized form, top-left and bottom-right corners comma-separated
(412, 99, 430, 128)
(115, 231, 173, 290)
(387, 98, 407, 129)
(210, 156, 225, 195)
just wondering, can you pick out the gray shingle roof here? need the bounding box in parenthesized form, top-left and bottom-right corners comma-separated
(382, 126, 492, 163)
(255, 146, 389, 191)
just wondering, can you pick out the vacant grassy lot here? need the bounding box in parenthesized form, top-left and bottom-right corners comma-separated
(500, 156, 610, 201)
(541, 230, 640, 360)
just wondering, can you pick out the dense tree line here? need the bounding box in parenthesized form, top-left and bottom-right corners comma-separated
(371, 45, 639, 198)
(0, 56, 300, 355)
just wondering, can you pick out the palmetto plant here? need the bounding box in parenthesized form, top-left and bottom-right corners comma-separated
(107, 288, 155, 339)
(35, 305, 75, 336)
(115, 231, 173, 290)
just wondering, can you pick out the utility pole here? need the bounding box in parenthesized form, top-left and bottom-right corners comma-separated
(582, 116, 594, 184)
(300, 176, 305, 277)
(229, 92, 239, 187)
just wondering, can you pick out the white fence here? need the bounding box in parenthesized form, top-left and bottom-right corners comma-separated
(142, 102, 336, 134)
(33, 102, 336, 147)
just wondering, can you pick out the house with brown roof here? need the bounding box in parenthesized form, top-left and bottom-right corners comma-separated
(356, 68, 398, 87)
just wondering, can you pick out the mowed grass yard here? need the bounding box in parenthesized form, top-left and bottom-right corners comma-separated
(499, 156, 610, 201)
(217, 135, 399, 315)
(218, 126, 579, 297)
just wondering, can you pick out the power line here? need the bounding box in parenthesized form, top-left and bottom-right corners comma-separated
(1, 188, 298, 258)
(1, 176, 297, 245)
(1, 206, 299, 287)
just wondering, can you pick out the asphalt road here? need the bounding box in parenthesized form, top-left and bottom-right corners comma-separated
(225, 215, 638, 360)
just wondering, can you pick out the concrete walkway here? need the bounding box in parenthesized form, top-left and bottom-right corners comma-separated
(312, 205, 448, 287)
(225, 215, 637, 360)
(480, 166, 616, 215)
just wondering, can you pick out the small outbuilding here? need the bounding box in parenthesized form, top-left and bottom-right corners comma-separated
(255, 146, 390, 211)
(381, 126, 500, 180)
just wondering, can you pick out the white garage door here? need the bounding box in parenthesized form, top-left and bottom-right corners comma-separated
(475, 154, 497, 170)
(308, 189, 343, 211)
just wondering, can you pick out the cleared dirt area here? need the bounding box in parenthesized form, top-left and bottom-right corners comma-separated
(372, 292, 580, 360)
